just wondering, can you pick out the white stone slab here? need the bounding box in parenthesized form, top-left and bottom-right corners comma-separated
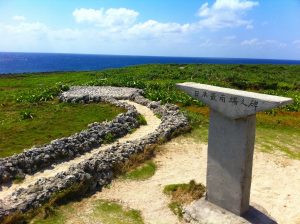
(176, 82, 293, 119)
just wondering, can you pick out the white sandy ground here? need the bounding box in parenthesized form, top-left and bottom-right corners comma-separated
(0, 101, 161, 200)
(63, 136, 300, 224)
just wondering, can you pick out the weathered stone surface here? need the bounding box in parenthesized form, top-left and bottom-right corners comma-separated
(176, 82, 293, 119)
(0, 96, 141, 184)
(184, 198, 250, 224)
(183, 198, 277, 224)
(177, 82, 292, 218)
(60, 86, 144, 100)
(0, 87, 189, 222)
(207, 110, 255, 215)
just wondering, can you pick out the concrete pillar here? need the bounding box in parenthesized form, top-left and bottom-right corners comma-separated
(176, 82, 293, 216)
(207, 110, 256, 215)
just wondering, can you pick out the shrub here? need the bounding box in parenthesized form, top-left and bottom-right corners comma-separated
(16, 83, 69, 103)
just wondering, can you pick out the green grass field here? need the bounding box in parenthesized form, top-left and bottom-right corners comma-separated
(0, 100, 124, 157)
(0, 64, 299, 159)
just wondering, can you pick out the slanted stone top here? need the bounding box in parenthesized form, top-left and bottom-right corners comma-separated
(177, 82, 293, 119)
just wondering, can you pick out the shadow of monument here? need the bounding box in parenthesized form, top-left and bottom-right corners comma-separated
(243, 206, 278, 224)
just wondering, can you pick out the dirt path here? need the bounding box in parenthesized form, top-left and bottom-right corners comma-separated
(0, 101, 161, 199)
(2, 99, 299, 224)
(91, 138, 206, 224)
(68, 136, 300, 224)
(63, 137, 207, 224)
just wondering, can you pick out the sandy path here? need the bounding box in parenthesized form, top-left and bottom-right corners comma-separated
(76, 136, 300, 224)
(90, 138, 206, 224)
(0, 101, 161, 199)
(62, 138, 205, 224)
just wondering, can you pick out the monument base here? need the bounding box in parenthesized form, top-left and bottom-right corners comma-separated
(183, 198, 277, 224)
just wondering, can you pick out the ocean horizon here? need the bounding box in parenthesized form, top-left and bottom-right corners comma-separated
(1, 52, 300, 75)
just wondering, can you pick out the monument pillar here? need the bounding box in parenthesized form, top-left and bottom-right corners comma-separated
(176, 82, 293, 215)
(207, 110, 256, 214)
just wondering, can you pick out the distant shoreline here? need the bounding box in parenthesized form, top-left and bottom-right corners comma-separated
(1, 52, 300, 75)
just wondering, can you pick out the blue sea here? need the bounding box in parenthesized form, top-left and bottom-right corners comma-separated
(0, 52, 300, 75)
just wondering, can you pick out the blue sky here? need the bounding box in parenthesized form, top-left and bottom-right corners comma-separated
(0, 0, 300, 59)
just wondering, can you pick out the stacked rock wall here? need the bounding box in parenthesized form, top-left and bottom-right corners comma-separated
(0, 87, 189, 222)
(0, 98, 140, 184)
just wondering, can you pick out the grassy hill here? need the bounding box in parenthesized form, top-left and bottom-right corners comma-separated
(0, 64, 299, 158)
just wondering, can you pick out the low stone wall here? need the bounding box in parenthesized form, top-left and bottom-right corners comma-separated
(0, 87, 189, 222)
(0, 97, 140, 184)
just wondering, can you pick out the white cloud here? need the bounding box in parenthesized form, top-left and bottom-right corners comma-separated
(12, 15, 26, 22)
(241, 38, 286, 48)
(72, 7, 192, 40)
(197, 0, 259, 29)
(213, 0, 258, 10)
(70, 3, 259, 39)
(0, 2, 268, 56)
(127, 20, 191, 39)
(73, 8, 139, 30)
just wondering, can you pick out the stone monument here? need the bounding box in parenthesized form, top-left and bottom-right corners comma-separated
(176, 82, 293, 216)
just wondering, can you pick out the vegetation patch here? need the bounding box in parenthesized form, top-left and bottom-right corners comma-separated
(256, 126, 300, 159)
(163, 180, 206, 218)
(112, 144, 157, 181)
(16, 83, 69, 103)
(137, 114, 147, 125)
(3, 181, 91, 224)
(30, 200, 144, 224)
(31, 209, 67, 224)
(0, 101, 125, 158)
(181, 106, 209, 142)
(20, 110, 35, 120)
(1, 64, 299, 158)
(12, 174, 25, 184)
(103, 132, 115, 144)
(122, 161, 156, 180)
(92, 200, 144, 224)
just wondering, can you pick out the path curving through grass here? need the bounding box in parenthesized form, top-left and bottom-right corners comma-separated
(0, 101, 161, 201)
